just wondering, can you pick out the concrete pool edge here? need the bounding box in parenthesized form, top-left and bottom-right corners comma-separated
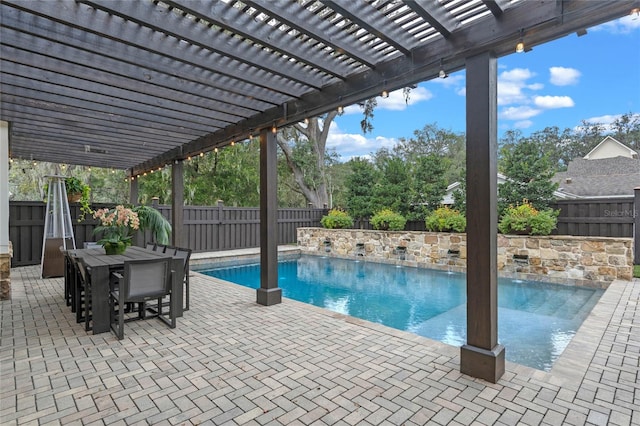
(550, 279, 633, 388)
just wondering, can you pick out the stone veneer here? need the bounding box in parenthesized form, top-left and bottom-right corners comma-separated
(1, 241, 12, 300)
(297, 228, 634, 288)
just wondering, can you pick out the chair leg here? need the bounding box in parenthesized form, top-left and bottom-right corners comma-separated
(184, 277, 189, 311)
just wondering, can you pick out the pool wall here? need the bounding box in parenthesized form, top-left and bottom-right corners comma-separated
(297, 228, 633, 288)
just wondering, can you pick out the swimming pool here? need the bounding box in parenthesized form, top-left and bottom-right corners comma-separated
(197, 255, 603, 371)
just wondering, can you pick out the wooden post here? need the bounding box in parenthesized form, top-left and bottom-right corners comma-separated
(129, 172, 138, 205)
(257, 129, 282, 305)
(460, 51, 505, 383)
(172, 160, 184, 247)
(635, 187, 639, 265)
(0, 121, 11, 300)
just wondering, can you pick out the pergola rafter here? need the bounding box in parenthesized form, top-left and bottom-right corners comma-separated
(1, 0, 635, 173)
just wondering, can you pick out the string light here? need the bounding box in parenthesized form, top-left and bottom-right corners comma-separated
(200, 152, 204, 157)
(337, 105, 344, 114)
(230, 140, 235, 146)
(272, 123, 277, 134)
(214, 147, 218, 153)
(381, 89, 389, 98)
(304, 117, 309, 125)
(515, 29, 525, 53)
(438, 58, 448, 79)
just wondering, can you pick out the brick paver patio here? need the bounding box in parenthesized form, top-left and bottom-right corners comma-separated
(1, 263, 638, 425)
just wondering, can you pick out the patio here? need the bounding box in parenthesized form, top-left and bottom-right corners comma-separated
(1, 256, 638, 425)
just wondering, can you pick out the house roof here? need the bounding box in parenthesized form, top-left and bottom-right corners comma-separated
(1, 0, 637, 176)
(553, 156, 640, 197)
(583, 136, 639, 159)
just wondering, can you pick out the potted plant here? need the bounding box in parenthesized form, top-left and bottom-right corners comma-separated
(92, 204, 172, 254)
(425, 206, 466, 232)
(64, 177, 92, 221)
(370, 209, 406, 231)
(320, 208, 353, 229)
(498, 200, 558, 235)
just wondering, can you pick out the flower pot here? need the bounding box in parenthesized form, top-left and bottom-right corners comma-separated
(103, 242, 127, 255)
(67, 193, 82, 203)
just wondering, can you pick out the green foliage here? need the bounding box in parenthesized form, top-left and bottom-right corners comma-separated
(408, 154, 449, 220)
(498, 200, 558, 235)
(320, 209, 353, 229)
(425, 206, 466, 232)
(373, 155, 411, 215)
(370, 209, 406, 231)
(634, 265, 640, 279)
(345, 158, 379, 220)
(64, 177, 92, 221)
(132, 205, 172, 245)
(498, 139, 559, 216)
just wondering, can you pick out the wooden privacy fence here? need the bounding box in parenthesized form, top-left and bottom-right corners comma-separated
(8, 197, 636, 267)
(9, 201, 325, 267)
(550, 198, 635, 238)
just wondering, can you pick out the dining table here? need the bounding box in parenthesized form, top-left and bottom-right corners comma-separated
(66, 246, 184, 334)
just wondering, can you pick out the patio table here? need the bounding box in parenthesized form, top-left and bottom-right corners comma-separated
(66, 246, 184, 334)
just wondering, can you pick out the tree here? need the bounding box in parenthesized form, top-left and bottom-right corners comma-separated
(373, 155, 411, 215)
(408, 154, 449, 220)
(345, 157, 379, 220)
(498, 139, 559, 216)
(276, 112, 339, 208)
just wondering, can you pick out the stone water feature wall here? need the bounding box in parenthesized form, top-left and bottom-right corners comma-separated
(297, 228, 633, 288)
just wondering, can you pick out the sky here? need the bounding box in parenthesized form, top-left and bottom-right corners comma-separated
(327, 13, 640, 161)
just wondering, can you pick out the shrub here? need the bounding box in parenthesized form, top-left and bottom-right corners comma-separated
(370, 209, 407, 231)
(320, 208, 353, 229)
(425, 206, 466, 232)
(498, 200, 558, 235)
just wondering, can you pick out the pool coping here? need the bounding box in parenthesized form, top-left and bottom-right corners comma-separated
(190, 247, 629, 386)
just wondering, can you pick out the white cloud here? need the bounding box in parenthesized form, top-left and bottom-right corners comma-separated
(549, 67, 581, 86)
(499, 106, 542, 120)
(326, 121, 397, 160)
(456, 87, 466, 96)
(534, 95, 575, 109)
(342, 86, 433, 115)
(497, 68, 540, 105)
(591, 14, 640, 34)
(514, 120, 534, 129)
(500, 68, 535, 82)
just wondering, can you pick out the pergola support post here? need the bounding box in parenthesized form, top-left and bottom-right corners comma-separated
(635, 187, 639, 265)
(0, 121, 11, 300)
(257, 129, 282, 306)
(460, 51, 505, 383)
(172, 160, 184, 247)
(129, 173, 139, 205)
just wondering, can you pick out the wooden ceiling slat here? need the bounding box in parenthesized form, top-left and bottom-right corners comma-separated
(405, 0, 458, 38)
(78, 0, 329, 89)
(244, 0, 380, 69)
(1, 102, 203, 140)
(163, 0, 356, 80)
(11, 121, 180, 151)
(0, 0, 306, 100)
(0, 65, 229, 131)
(325, 1, 419, 57)
(0, 36, 261, 120)
(2, 111, 193, 149)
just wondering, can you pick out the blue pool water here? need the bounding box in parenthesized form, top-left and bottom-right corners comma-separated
(198, 255, 603, 371)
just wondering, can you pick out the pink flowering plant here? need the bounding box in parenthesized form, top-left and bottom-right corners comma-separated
(93, 205, 140, 251)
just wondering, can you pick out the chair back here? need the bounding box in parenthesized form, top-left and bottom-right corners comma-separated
(173, 247, 192, 276)
(122, 258, 171, 301)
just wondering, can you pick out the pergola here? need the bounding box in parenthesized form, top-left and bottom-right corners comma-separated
(1, 0, 637, 383)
